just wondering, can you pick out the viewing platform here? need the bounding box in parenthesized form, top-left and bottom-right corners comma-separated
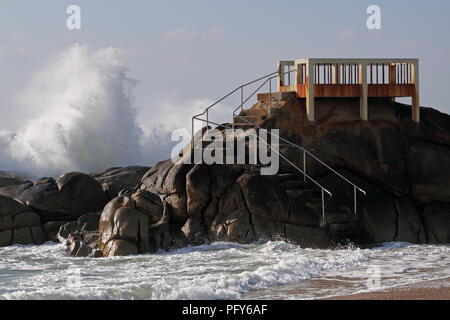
(278, 58, 420, 122)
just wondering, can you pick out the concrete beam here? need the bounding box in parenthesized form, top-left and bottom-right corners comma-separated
(412, 62, 420, 122)
(306, 62, 315, 121)
(360, 63, 368, 120)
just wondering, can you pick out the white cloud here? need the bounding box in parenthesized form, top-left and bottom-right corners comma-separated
(10, 32, 22, 41)
(162, 28, 199, 44)
(202, 28, 224, 41)
(162, 27, 224, 44)
(336, 29, 357, 40)
(396, 40, 420, 49)
(0, 45, 7, 60)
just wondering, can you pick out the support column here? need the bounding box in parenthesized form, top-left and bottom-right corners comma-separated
(412, 61, 420, 122)
(296, 63, 302, 86)
(277, 61, 283, 91)
(333, 64, 340, 84)
(389, 64, 396, 84)
(360, 63, 368, 120)
(306, 62, 315, 121)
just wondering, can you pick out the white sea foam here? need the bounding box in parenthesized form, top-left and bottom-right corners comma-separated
(0, 45, 143, 177)
(0, 44, 233, 179)
(0, 241, 448, 300)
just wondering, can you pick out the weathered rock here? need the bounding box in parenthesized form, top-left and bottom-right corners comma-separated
(6, 172, 109, 222)
(98, 194, 150, 256)
(58, 221, 83, 239)
(165, 193, 188, 225)
(0, 195, 45, 247)
(91, 166, 150, 199)
(0, 175, 31, 189)
(12, 227, 34, 245)
(67, 238, 91, 257)
(181, 218, 205, 244)
(421, 202, 450, 244)
(285, 224, 331, 248)
(43, 221, 67, 236)
(131, 190, 163, 224)
(139, 161, 193, 227)
(393, 197, 426, 243)
(0, 182, 33, 199)
(92, 249, 103, 258)
(0, 230, 12, 247)
(77, 212, 101, 231)
(404, 138, 450, 204)
(186, 164, 211, 220)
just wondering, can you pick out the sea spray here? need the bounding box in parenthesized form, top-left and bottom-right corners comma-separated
(0, 44, 142, 177)
(0, 241, 448, 300)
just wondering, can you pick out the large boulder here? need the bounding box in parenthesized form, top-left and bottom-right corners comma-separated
(1, 172, 109, 222)
(179, 164, 328, 246)
(0, 195, 45, 246)
(91, 166, 150, 199)
(0, 173, 31, 189)
(139, 160, 193, 226)
(421, 202, 450, 244)
(98, 190, 175, 257)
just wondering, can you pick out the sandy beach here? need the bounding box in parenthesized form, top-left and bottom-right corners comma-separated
(324, 277, 450, 300)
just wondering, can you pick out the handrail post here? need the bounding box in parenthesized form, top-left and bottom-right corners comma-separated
(321, 188, 325, 221)
(303, 150, 306, 182)
(191, 117, 194, 154)
(269, 79, 272, 108)
(206, 110, 209, 134)
(240, 86, 244, 113)
(354, 186, 357, 215)
(288, 66, 291, 85)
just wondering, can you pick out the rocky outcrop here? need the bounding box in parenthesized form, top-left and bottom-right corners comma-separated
(0, 172, 109, 222)
(139, 160, 193, 226)
(97, 189, 184, 257)
(247, 98, 450, 244)
(137, 162, 331, 249)
(57, 212, 102, 257)
(91, 166, 150, 199)
(117, 98, 448, 250)
(0, 173, 31, 189)
(0, 195, 45, 246)
(1, 98, 449, 256)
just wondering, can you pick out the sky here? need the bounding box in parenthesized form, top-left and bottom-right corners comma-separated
(0, 0, 449, 175)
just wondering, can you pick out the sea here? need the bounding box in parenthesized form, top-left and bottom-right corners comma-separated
(0, 241, 448, 300)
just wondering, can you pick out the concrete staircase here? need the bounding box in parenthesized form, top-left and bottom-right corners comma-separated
(233, 92, 297, 129)
(192, 70, 367, 233)
(273, 173, 371, 244)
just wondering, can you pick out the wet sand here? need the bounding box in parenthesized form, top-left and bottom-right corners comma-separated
(323, 277, 450, 300)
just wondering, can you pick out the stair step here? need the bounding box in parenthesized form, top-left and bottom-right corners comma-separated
(329, 222, 365, 232)
(329, 222, 372, 244)
(244, 109, 268, 117)
(279, 180, 311, 190)
(233, 115, 263, 126)
(272, 173, 304, 182)
(257, 92, 297, 102)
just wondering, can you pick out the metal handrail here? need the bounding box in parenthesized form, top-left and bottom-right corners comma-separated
(233, 115, 367, 195)
(192, 71, 278, 118)
(232, 69, 293, 115)
(192, 117, 332, 196)
(191, 116, 331, 221)
(227, 70, 367, 197)
(192, 67, 367, 217)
